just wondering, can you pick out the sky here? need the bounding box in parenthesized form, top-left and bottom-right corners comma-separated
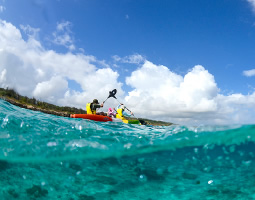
(0, 0, 255, 125)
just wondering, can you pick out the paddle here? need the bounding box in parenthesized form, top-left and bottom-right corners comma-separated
(123, 106, 147, 125)
(103, 89, 117, 103)
(113, 93, 147, 125)
(103, 89, 133, 114)
(103, 89, 147, 125)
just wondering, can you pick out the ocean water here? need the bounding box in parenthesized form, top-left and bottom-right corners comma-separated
(0, 99, 255, 200)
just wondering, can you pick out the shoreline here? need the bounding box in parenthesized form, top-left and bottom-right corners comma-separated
(0, 88, 173, 126)
(1, 96, 70, 118)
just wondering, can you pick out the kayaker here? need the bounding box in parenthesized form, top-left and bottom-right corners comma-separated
(86, 99, 103, 114)
(107, 107, 116, 118)
(116, 104, 133, 120)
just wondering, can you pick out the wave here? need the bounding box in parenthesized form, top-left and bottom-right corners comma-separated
(0, 99, 254, 162)
(1, 99, 255, 199)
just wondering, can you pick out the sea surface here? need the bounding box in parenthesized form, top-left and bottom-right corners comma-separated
(0, 99, 255, 200)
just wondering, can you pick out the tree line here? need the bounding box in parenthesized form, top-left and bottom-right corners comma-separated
(0, 88, 86, 114)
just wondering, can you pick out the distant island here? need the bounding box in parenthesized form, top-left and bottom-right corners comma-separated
(0, 88, 173, 126)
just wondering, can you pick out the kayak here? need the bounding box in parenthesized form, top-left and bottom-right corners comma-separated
(70, 114, 141, 124)
(72, 89, 146, 125)
(70, 114, 113, 122)
(122, 119, 140, 124)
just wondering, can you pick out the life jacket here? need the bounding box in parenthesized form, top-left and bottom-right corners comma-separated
(107, 108, 113, 117)
(86, 103, 96, 114)
(116, 108, 126, 120)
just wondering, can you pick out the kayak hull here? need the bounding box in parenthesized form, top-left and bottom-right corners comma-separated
(70, 114, 112, 122)
(70, 114, 141, 124)
(122, 119, 140, 124)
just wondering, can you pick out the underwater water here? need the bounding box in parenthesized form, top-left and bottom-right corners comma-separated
(0, 99, 255, 200)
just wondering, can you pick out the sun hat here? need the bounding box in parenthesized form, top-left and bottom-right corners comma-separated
(93, 99, 99, 104)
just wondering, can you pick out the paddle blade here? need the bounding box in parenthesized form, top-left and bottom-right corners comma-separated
(109, 89, 117, 99)
(103, 89, 117, 103)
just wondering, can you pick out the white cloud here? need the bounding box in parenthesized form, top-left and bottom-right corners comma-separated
(113, 54, 146, 64)
(1, 19, 255, 125)
(247, 0, 255, 13)
(56, 21, 71, 31)
(0, 20, 123, 109)
(124, 61, 255, 125)
(0, 5, 5, 12)
(20, 25, 40, 39)
(243, 69, 255, 77)
(52, 21, 75, 51)
(33, 76, 68, 102)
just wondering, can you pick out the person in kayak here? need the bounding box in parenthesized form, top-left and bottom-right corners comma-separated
(107, 107, 116, 118)
(86, 99, 103, 114)
(116, 104, 133, 120)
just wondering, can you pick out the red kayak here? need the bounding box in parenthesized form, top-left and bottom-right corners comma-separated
(70, 114, 113, 122)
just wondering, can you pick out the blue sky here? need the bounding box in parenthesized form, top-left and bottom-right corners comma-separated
(1, 0, 255, 124)
(2, 0, 255, 89)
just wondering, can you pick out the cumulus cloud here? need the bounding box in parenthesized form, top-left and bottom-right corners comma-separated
(1, 19, 255, 125)
(247, 0, 255, 13)
(0, 20, 123, 109)
(124, 61, 255, 125)
(243, 69, 255, 77)
(33, 76, 68, 101)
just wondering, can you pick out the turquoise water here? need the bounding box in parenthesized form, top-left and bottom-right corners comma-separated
(0, 99, 255, 200)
